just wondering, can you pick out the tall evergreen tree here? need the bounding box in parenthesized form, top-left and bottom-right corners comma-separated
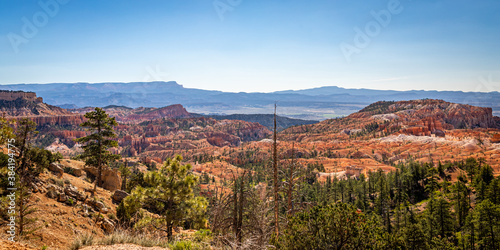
(122, 155, 207, 239)
(469, 199, 500, 249)
(75, 107, 120, 195)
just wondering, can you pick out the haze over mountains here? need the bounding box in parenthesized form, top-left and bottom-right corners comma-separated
(1, 81, 499, 120)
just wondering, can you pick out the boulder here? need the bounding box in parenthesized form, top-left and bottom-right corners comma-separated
(84, 167, 122, 192)
(72, 168, 86, 177)
(48, 162, 64, 177)
(112, 190, 129, 203)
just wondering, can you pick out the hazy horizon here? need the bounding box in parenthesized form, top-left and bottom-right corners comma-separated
(1, 0, 500, 93)
(1, 80, 500, 94)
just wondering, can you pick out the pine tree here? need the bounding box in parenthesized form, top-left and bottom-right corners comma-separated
(119, 160, 131, 191)
(434, 196, 455, 238)
(469, 199, 500, 249)
(123, 155, 207, 239)
(75, 107, 120, 195)
(452, 175, 470, 227)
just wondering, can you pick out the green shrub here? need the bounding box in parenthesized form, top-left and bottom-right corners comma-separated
(64, 166, 75, 175)
(170, 240, 194, 250)
(193, 229, 212, 243)
(66, 198, 74, 206)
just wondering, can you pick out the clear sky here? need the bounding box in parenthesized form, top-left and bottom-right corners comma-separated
(0, 0, 499, 93)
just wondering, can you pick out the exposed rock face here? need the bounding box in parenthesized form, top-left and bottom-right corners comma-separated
(28, 115, 86, 127)
(84, 167, 122, 192)
(351, 99, 498, 137)
(73, 104, 193, 123)
(381, 99, 496, 129)
(207, 132, 241, 147)
(52, 130, 87, 138)
(494, 116, 500, 128)
(0, 90, 72, 117)
(492, 133, 500, 143)
(400, 117, 446, 137)
(124, 104, 192, 121)
(114, 117, 271, 155)
(443, 103, 495, 129)
(0, 90, 40, 102)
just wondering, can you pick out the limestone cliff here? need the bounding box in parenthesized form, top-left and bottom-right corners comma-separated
(0, 90, 72, 117)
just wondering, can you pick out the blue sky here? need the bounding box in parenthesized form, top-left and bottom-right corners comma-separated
(0, 0, 499, 92)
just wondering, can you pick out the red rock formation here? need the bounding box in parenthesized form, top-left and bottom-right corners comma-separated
(492, 133, 500, 143)
(206, 132, 241, 147)
(26, 115, 86, 126)
(121, 104, 192, 122)
(0, 90, 72, 117)
(52, 130, 87, 139)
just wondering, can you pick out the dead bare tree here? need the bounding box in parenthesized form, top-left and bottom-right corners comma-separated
(287, 143, 295, 216)
(273, 103, 279, 237)
(209, 170, 274, 249)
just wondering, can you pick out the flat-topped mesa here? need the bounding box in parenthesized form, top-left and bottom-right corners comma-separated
(0, 90, 85, 127)
(0, 90, 43, 103)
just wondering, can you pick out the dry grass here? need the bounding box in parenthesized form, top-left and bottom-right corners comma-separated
(70, 229, 212, 250)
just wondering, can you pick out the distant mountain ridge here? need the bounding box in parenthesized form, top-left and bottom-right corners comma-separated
(1, 81, 499, 120)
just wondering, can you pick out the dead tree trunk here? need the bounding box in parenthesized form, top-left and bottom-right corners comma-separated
(273, 103, 279, 237)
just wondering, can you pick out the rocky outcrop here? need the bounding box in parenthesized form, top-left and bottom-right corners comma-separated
(125, 104, 192, 121)
(28, 115, 86, 127)
(356, 99, 497, 129)
(0, 90, 40, 102)
(494, 116, 500, 128)
(0, 90, 73, 117)
(84, 167, 122, 192)
(492, 133, 500, 144)
(401, 117, 446, 137)
(64, 184, 85, 201)
(444, 103, 496, 129)
(46, 183, 86, 204)
(207, 132, 241, 147)
(349, 99, 498, 137)
(48, 162, 64, 177)
(52, 130, 87, 139)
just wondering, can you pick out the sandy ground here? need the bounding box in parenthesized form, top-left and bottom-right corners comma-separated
(80, 244, 168, 249)
(0, 239, 37, 250)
